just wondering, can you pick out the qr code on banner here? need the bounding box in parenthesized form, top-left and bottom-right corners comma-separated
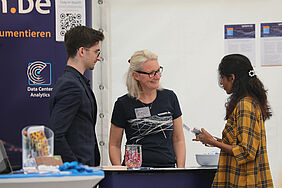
(59, 13, 82, 36)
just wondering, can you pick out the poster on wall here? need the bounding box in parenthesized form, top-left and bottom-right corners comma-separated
(261, 22, 282, 66)
(224, 24, 256, 66)
(0, 0, 91, 168)
(55, 0, 86, 41)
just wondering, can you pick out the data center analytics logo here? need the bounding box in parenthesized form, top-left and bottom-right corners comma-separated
(27, 61, 51, 85)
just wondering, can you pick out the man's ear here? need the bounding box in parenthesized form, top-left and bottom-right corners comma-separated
(77, 47, 85, 57)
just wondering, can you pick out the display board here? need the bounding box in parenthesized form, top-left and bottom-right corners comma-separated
(0, 0, 92, 168)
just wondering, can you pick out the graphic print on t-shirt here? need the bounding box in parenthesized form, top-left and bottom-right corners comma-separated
(128, 112, 173, 143)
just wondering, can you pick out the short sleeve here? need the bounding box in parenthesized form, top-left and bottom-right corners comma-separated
(111, 99, 127, 129)
(171, 91, 182, 119)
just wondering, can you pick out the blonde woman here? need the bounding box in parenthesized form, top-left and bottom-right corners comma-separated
(109, 50, 186, 168)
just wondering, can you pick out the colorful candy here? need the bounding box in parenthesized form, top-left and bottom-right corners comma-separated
(29, 130, 49, 157)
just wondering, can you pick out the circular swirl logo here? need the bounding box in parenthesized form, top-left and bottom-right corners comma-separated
(27, 61, 49, 85)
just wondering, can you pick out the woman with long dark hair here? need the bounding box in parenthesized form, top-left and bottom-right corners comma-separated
(193, 54, 273, 187)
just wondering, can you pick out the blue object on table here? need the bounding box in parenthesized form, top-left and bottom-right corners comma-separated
(59, 161, 94, 174)
(0, 170, 104, 179)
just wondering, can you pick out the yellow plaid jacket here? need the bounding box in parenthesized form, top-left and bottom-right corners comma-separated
(212, 97, 273, 187)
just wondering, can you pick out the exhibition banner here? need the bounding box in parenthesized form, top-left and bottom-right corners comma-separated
(0, 0, 92, 168)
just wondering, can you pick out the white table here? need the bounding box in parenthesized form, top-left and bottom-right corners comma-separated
(0, 171, 104, 188)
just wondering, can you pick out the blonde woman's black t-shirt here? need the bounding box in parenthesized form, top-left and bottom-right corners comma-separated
(111, 89, 182, 168)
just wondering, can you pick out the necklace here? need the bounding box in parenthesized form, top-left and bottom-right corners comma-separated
(138, 93, 156, 110)
(139, 100, 153, 110)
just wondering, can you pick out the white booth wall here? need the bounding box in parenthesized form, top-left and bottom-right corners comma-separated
(93, 0, 282, 187)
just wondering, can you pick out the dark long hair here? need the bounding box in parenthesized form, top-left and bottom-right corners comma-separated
(218, 54, 272, 120)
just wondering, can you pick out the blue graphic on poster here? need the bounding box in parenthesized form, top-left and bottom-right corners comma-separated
(224, 24, 255, 39)
(261, 22, 282, 37)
